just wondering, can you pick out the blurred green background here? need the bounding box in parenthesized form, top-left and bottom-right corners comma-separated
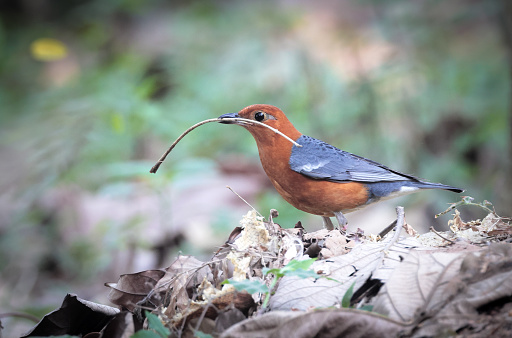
(0, 0, 510, 335)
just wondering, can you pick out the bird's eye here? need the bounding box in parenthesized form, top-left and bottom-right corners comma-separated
(254, 111, 265, 121)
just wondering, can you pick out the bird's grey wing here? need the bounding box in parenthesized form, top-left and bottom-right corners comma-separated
(289, 135, 418, 183)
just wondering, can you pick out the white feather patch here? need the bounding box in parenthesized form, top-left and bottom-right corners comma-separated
(298, 160, 330, 172)
(382, 186, 419, 200)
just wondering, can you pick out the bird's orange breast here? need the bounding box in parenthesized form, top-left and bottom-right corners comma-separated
(255, 134, 369, 217)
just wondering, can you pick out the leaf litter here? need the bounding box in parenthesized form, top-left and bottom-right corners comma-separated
(20, 196, 512, 338)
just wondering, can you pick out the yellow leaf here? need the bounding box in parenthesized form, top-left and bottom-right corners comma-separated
(111, 113, 125, 134)
(30, 38, 68, 61)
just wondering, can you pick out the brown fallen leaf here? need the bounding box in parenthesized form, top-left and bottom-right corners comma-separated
(319, 230, 351, 259)
(215, 307, 247, 333)
(220, 308, 404, 338)
(409, 243, 512, 337)
(173, 290, 255, 328)
(448, 209, 471, 231)
(106, 269, 166, 311)
(158, 256, 213, 318)
(98, 311, 139, 338)
(483, 213, 512, 237)
(22, 294, 119, 338)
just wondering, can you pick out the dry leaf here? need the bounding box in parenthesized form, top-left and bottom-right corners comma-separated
(215, 307, 247, 333)
(270, 236, 417, 310)
(106, 269, 166, 311)
(171, 289, 255, 330)
(156, 255, 212, 292)
(158, 256, 213, 318)
(221, 309, 403, 338)
(409, 244, 512, 337)
(373, 250, 466, 322)
(319, 230, 351, 259)
(99, 311, 138, 338)
(22, 294, 119, 337)
(280, 231, 304, 265)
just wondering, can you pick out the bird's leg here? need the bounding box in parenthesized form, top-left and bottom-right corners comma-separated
(334, 211, 348, 232)
(322, 216, 335, 230)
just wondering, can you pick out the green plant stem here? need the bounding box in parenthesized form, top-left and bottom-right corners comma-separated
(262, 277, 278, 310)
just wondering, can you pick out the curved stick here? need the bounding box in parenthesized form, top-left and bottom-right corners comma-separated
(149, 117, 302, 174)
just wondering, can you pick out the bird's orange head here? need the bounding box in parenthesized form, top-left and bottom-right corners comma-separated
(218, 104, 302, 144)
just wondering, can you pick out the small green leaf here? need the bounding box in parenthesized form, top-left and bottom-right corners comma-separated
(194, 331, 214, 338)
(223, 279, 269, 294)
(280, 258, 317, 274)
(131, 330, 162, 338)
(144, 311, 171, 337)
(285, 268, 319, 279)
(264, 258, 318, 278)
(359, 304, 374, 312)
(341, 282, 356, 308)
(262, 267, 282, 277)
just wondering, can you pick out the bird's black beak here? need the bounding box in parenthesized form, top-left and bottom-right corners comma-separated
(218, 112, 240, 124)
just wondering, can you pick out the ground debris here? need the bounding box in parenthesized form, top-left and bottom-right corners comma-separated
(23, 203, 512, 338)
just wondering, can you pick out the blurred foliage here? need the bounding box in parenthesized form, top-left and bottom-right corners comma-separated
(0, 0, 510, 333)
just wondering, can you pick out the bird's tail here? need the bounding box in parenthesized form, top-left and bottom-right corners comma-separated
(413, 181, 464, 193)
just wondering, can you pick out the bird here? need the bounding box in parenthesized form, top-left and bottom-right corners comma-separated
(218, 104, 464, 230)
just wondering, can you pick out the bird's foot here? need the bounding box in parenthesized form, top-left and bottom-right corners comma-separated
(322, 213, 348, 233)
(334, 211, 348, 234)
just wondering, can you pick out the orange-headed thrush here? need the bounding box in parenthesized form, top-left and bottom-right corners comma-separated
(219, 104, 464, 230)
